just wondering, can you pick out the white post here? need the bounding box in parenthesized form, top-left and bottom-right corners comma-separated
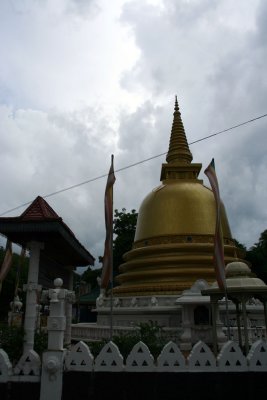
(23, 241, 43, 354)
(65, 270, 74, 347)
(47, 279, 66, 350)
(40, 278, 75, 400)
(180, 305, 192, 351)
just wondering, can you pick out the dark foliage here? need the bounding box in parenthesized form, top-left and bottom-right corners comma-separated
(112, 321, 167, 359)
(79, 209, 137, 291)
(34, 330, 48, 357)
(233, 238, 247, 258)
(0, 324, 24, 364)
(80, 267, 102, 290)
(112, 208, 138, 282)
(87, 321, 167, 360)
(0, 247, 29, 320)
(0, 324, 48, 364)
(246, 230, 267, 283)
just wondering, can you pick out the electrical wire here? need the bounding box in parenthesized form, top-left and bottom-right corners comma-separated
(0, 112, 267, 217)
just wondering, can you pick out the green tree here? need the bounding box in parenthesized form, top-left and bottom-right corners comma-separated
(112, 208, 138, 282)
(246, 230, 267, 283)
(88, 321, 167, 359)
(233, 238, 247, 259)
(80, 266, 102, 289)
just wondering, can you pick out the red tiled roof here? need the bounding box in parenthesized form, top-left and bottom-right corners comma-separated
(0, 195, 95, 266)
(20, 196, 61, 221)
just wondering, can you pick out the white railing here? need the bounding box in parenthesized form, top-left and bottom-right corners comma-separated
(71, 323, 139, 341)
(71, 323, 183, 343)
(0, 348, 41, 383)
(223, 326, 266, 343)
(63, 338, 267, 373)
(2, 277, 266, 400)
(1, 338, 267, 381)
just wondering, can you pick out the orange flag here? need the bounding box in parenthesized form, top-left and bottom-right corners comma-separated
(100, 155, 116, 290)
(204, 158, 226, 291)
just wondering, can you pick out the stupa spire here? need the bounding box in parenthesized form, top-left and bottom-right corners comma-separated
(166, 96, 193, 164)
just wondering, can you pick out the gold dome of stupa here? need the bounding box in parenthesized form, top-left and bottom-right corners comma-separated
(114, 97, 244, 296)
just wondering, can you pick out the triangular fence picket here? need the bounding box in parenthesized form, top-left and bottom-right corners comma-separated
(14, 350, 41, 376)
(247, 340, 267, 371)
(125, 341, 155, 372)
(94, 341, 124, 372)
(65, 341, 94, 371)
(217, 341, 247, 371)
(187, 341, 216, 371)
(0, 349, 12, 382)
(157, 341, 186, 372)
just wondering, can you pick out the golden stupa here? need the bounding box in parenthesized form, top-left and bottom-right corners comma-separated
(114, 97, 244, 296)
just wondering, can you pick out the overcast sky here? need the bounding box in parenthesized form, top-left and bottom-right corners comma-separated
(1, 0, 267, 271)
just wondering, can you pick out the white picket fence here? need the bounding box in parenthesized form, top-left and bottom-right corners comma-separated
(0, 348, 41, 382)
(2, 275, 267, 400)
(1, 339, 267, 383)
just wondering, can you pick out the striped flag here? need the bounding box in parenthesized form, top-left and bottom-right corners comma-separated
(0, 239, 13, 293)
(100, 155, 116, 290)
(204, 158, 226, 291)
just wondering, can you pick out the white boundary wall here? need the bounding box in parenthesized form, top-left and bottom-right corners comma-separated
(1, 338, 267, 383)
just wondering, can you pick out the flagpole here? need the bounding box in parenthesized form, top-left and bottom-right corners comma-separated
(220, 229, 231, 341)
(100, 154, 116, 339)
(110, 163, 114, 341)
(224, 288, 231, 340)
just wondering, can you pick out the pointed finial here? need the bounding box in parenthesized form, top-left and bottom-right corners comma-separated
(174, 95, 179, 112)
(166, 96, 193, 164)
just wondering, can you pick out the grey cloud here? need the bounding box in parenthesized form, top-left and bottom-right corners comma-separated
(0, 104, 118, 266)
(255, 0, 267, 42)
(65, 0, 100, 18)
(119, 0, 267, 250)
(1, 0, 267, 264)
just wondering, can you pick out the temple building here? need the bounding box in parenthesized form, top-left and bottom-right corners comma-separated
(93, 97, 248, 336)
(114, 97, 243, 296)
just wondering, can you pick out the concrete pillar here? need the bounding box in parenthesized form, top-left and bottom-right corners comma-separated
(180, 305, 193, 351)
(241, 297, 249, 355)
(211, 299, 218, 356)
(47, 281, 66, 351)
(235, 301, 243, 349)
(263, 300, 267, 339)
(40, 278, 75, 400)
(23, 241, 43, 354)
(65, 270, 74, 347)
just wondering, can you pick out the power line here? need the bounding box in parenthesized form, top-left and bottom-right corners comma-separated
(0, 111, 267, 217)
